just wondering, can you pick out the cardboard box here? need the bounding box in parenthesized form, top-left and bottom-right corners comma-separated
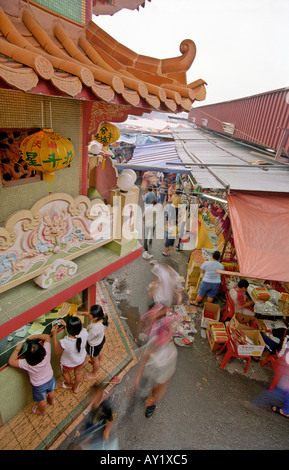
(236, 311, 257, 325)
(230, 314, 262, 331)
(201, 302, 220, 328)
(206, 322, 228, 351)
(232, 329, 265, 357)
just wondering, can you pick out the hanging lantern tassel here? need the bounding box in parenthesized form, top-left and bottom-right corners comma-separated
(102, 146, 108, 170)
(93, 121, 120, 171)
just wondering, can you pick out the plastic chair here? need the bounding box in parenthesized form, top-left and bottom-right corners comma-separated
(217, 327, 251, 373)
(220, 274, 229, 294)
(220, 293, 235, 322)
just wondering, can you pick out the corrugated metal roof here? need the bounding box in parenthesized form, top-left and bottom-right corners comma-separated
(117, 141, 191, 173)
(172, 128, 289, 191)
(116, 126, 289, 192)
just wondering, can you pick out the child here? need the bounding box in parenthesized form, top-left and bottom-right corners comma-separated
(77, 384, 116, 449)
(8, 334, 56, 415)
(83, 305, 108, 381)
(52, 316, 88, 394)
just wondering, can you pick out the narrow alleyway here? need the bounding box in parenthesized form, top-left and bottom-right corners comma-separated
(56, 223, 289, 451)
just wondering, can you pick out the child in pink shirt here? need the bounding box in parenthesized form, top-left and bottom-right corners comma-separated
(8, 334, 56, 415)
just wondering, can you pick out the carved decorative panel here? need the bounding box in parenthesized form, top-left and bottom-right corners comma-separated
(0, 193, 112, 292)
(34, 259, 78, 289)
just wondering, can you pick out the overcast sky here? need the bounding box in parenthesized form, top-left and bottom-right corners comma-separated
(94, 0, 288, 106)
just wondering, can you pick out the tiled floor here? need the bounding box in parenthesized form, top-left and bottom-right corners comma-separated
(0, 281, 137, 450)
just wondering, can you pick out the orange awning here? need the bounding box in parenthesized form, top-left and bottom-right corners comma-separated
(227, 191, 289, 282)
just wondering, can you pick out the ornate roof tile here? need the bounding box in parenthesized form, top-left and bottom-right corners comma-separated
(0, 5, 206, 112)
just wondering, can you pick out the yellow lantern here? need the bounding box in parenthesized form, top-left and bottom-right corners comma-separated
(93, 121, 120, 169)
(19, 129, 74, 182)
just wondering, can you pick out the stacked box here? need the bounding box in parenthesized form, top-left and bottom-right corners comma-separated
(207, 322, 228, 351)
(186, 269, 202, 301)
(186, 272, 201, 292)
(187, 268, 201, 284)
(251, 287, 271, 301)
(187, 283, 199, 301)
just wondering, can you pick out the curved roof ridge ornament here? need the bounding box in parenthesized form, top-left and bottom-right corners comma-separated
(161, 39, 197, 74)
(87, 22, 197, 77)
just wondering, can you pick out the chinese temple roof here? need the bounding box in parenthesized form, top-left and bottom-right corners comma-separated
(0, 4, 206, 113)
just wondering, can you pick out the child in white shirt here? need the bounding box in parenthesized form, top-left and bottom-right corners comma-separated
(83, 305, 108, 381)
(52, 316, 88, 394)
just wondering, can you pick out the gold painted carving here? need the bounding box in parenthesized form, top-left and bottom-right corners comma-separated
(88, 101, 129, 137)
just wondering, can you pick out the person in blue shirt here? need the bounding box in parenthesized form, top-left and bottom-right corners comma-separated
(143, 186, 156, 206)
(192, 251, 224, 306)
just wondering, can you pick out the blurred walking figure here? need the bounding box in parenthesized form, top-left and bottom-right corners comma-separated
(149, 263, 183, 307)
(135, 315, 179, 418)
(134, 261, 183, 415)
(135, 263, 183, 342)
(77, 385, 118, 449)
(271, 350, 289, 419)
(250, 350, 289, 420)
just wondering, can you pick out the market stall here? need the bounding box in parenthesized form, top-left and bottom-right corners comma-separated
(185, 189, 289, 370)
(186, 195, 238, 303)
